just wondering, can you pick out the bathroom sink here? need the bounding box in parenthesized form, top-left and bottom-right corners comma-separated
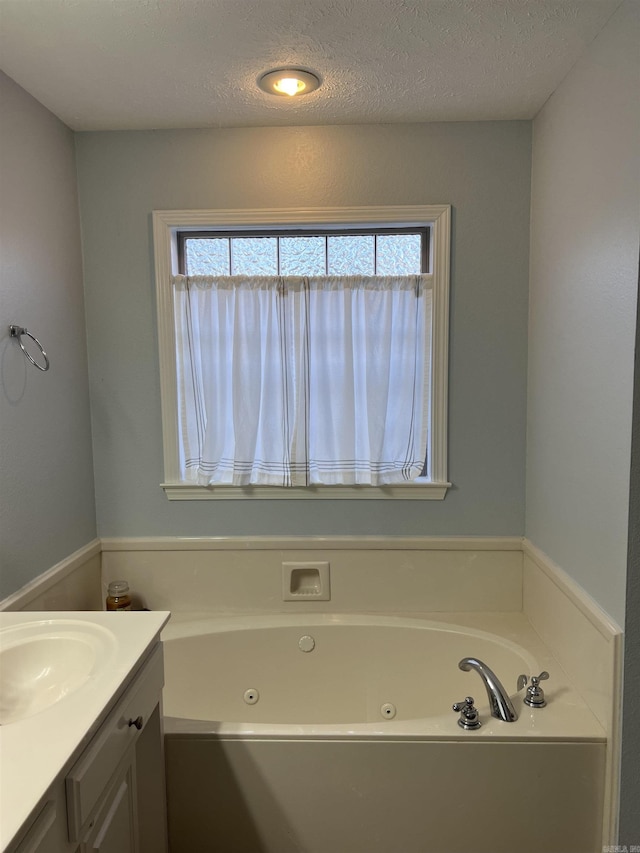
(0, 620, 117, 725)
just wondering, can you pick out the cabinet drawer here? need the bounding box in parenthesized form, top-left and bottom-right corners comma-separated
(66, 644, 164, 842)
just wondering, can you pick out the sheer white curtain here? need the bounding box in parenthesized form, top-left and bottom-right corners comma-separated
(172, 274, 431, 486)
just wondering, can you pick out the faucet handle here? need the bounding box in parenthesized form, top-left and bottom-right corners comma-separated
(518, 671, 550, 707)
(452, 696, 481, 730)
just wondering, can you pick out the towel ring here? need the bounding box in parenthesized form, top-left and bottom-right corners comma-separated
(9, 325, 50, 371)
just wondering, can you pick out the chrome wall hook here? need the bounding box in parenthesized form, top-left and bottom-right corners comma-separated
(9, 325, 50, 371)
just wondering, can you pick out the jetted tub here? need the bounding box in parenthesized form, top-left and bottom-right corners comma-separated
(162, 614, 606, 853)
(163, 614, 539, 733)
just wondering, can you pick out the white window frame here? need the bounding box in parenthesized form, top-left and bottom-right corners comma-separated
(152, 205, 451, 500)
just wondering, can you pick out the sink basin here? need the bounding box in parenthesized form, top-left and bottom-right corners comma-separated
(0, 620, 117, 725)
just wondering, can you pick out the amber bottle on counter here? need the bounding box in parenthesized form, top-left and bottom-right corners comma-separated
(106, 580, 132, 611)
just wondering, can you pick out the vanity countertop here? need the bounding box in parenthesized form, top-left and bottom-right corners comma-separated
(0, 610, 171, 851)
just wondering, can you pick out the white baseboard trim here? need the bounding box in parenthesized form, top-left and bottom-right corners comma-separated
(0, 539, 102, 611)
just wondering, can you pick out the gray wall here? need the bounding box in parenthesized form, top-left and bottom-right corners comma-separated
(526, 0, 640, 627)
(620, 256, 639, 844)
(0, 72, 97, 599)
(75, 121, 531, 538)
(525, 2, 639, 839)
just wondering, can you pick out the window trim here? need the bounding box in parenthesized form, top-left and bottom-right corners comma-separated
(152, 205, 451, 500)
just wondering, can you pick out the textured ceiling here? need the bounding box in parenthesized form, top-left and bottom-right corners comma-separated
(0, 0, 622, 131)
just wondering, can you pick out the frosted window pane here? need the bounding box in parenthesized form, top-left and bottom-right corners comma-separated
(376, 234, 422, 275)
(280, 236, 326, 275)
(185, 233, 423, 276)
(327, 236, 375, 275)
(231, 238, 278, 275)
(185, 239, 230, 275)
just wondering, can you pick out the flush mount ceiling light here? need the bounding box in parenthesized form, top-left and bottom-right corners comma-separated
(258, 68, 320, 97)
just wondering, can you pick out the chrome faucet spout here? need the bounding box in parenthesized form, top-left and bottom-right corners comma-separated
(458, 657, 518, 722)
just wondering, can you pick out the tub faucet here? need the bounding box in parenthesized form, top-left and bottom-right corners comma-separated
(458, 657, 518, 722)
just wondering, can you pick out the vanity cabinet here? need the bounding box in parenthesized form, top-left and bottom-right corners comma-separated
(7, 643, 167, 853)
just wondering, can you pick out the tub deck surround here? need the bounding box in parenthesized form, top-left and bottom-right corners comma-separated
(2, 536, 622, 846)
(522, 540, 623, 845)
(161, 612, 604, 741)
(166, 738, 605, 853)
(100, 536, 524, 615)
(0, 539, 102, 612)
(163, 611, 606, 853)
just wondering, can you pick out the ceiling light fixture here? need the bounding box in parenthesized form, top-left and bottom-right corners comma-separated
(258, 68, 320, 97)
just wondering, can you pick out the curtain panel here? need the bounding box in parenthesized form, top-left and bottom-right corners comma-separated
(172, 275, 431, 487)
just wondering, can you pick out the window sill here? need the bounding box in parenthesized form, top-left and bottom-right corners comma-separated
(161, 482, 451, 500)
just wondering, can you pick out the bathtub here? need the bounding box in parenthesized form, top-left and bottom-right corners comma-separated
(162, 613, 606, 853)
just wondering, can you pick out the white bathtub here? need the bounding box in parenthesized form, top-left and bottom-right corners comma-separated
(162, 613, 544, 735)
(162, 613, 606, 853)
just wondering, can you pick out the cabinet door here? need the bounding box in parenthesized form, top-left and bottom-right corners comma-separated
(13, 803, 59, 853)
(82, 759, 138, 853)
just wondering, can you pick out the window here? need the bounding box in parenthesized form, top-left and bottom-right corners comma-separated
(179, 230, 427, 277)
(153, 206, 450, 499)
